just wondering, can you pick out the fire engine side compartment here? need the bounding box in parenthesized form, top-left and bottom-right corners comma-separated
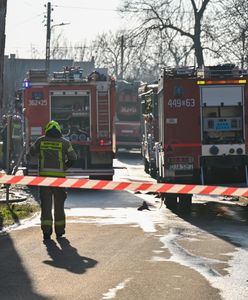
(158, 77, 201, 184)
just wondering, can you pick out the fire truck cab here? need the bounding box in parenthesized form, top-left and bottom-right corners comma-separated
(23, 67, 116, 179)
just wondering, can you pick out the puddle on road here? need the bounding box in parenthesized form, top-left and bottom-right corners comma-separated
(187, 201, 248, 224)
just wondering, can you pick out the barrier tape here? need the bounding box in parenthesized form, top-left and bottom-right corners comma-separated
(0, 174, 248, 197)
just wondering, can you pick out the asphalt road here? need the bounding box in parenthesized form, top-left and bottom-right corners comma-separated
(1, 150, 248, 300)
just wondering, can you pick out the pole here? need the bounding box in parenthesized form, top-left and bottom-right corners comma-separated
(6, 115, 13, 204)
(0, 0, 7, 115)
(120, 35, 124, 80)
(45, 2, 51, 73)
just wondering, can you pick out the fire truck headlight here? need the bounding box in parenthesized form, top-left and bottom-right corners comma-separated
(229, 148, 235, 154)
(209, 145, 219, 155)
(237, 148, 243, 155)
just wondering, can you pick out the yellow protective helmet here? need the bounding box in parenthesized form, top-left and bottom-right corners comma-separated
(44, 120, 61, 133)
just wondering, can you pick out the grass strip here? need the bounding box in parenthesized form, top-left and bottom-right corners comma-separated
(0, 202, 39, 229)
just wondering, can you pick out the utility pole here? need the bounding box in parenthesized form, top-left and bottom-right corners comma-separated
(45, 2, 69, 74)
(45, 2, 51, 73)
(120, 35, 124, 80)
(0, 0, 7, 115)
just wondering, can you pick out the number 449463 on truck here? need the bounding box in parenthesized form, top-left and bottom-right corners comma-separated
(152, 64, 248, 209)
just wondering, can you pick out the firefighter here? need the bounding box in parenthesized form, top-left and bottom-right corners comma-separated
(29, 120, 77, 240)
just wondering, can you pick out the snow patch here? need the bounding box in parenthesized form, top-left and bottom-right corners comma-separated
(156, 228, 248, 300)
(102, 278, 132, 299)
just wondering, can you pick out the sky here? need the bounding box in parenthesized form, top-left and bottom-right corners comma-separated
(5, 0, 127, 59)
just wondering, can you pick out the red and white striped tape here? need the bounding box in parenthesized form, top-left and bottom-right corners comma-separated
(0, 174, 248, 197)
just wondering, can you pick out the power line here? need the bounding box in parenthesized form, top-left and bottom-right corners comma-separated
(7, 13, 43, 28)
(53, 5, 118, 12)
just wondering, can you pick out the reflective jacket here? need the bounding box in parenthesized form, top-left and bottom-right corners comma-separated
(30, 135, 77, 177)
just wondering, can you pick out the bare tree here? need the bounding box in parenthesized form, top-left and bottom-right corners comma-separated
(0, 0, 7, 114)
(91, 30, 143, 79)
(49, 31, 92, 62)
(91, 29, 169, 81)
(119, 0, 213, 67)
(51, 31, 69, 59)
(217, 0, 248, 68)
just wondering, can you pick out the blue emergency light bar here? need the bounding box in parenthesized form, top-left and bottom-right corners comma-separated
(23, 79, 31, 88)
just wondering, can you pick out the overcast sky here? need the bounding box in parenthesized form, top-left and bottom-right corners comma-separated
(5, 0, 127, 59)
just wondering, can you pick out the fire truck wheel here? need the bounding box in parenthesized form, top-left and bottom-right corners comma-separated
(22, 167, 28, 176)
(89, 175, 113, 181)
(102, 175, 113, 181)
(164, 193, 178, 210)
(178, 194, 192, 211)
(144, 159, 149, 174)
(150, 168, 157, 179)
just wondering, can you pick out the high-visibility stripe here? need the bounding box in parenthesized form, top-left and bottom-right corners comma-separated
(40, 141, 64, 175)
(41, 220, 53, 226)
(55, 220, 65, 226)
(40, 141, 62, 149)
(39, 171, 65, 177)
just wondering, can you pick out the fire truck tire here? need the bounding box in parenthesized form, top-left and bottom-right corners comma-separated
(178, 194, 192, 211)
(144, 159, 149, 174)
(150, 167, 157, 179)
(23, 168, 28, 176)
(164, 193, 178, 210)
(89, 175, 113, 181)
(102, 175, 113, 181)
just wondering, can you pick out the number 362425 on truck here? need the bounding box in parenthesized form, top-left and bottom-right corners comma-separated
(23, 67, 116, 180)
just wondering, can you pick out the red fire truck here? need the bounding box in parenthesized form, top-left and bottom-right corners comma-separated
(23, 67, 116, 180)
(115, 80, 141, 151)
(155, 64, 248, 209)
(139, 82, 158, 178)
